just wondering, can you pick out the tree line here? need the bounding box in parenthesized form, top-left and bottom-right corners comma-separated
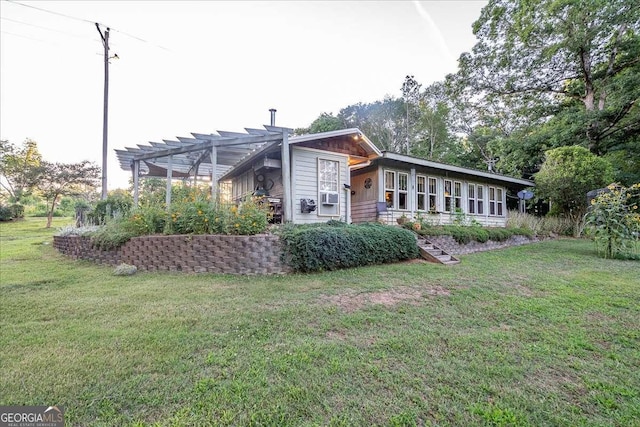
(299, 0, 639, 187)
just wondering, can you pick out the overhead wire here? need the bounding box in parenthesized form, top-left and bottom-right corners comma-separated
(1, 16, 90, 39)
(5, 0, 171, 51)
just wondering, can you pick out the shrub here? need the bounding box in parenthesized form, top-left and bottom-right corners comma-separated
(585, 183, 640, 259)
(90, 192, 133, 224)
(280, 222, 419, 272)
(0, 205, 12, 221)
(90, 220, 138, 250)
(418, 225, 531, 244)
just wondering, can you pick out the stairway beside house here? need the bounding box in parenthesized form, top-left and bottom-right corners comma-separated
(415, 236, 460, 265)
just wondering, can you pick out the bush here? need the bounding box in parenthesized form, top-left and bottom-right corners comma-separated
(90, 192, 133, 224)
(507, 210, 574, 236)
(0, 205, 12, 221)
(89, 220, 138, 250)
(280, 222, 419, 272)
(418, 225, 531, 245)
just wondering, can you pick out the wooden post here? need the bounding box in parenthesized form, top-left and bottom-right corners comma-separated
(281, 131, 292, 222)
(210, 147, 217, 202)
(133, 160, 139, 207)
(166, 155, 173, 209)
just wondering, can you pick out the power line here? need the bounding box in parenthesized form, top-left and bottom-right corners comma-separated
(0, 29, 50, 43)
(6, 0, 96, 25)
(6, 0, 171, 51)
(1, 16, 89, 39)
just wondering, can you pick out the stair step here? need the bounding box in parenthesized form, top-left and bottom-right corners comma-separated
(435, 254, 452, 262)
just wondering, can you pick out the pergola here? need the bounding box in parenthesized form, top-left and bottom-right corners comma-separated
(115, 124, 295, 220)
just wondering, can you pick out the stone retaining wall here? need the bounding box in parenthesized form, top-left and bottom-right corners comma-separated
(427, 235, 539, 255)
(53, 234, 290, 275)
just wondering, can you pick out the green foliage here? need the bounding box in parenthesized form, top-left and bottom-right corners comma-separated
(506, 210, 575, 236)
(535, 146, 614, 235)
(0, 139, 43, 203)
(91, 191, 134, 224)
(0, 204, 25, 221)
(279, 223, 419, 272)
(585, 183, 640, 259)
(89, 219, 138, 251)
(419, 225, 532, 245)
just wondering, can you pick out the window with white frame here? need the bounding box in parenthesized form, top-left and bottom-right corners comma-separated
(477, 185, 484, 215)
(454, 181, 462, 210)
(398, 172, 408, 210)
(385, 170, 409, 210)
(497, 188, 504, 216)
(444, 180, 452, 212)
(385, 171, 395, 208)
(416, 175, 427, 211)
(428, 177, 437, 212)
(319, 158, 339, 193)
(468, 184, 476, 214)
(489, 187, 496, 215)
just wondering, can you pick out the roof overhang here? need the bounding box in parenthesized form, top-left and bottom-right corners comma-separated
(380, 152, 534, 188)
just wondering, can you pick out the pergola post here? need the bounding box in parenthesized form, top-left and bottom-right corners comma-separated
(133, 160, 140, 207)
(166, 155, 173, 209)
(210, 147, 218, 203)
(281, 131, 292, 222)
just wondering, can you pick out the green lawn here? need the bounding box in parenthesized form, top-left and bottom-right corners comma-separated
(1, 218, 639, 426)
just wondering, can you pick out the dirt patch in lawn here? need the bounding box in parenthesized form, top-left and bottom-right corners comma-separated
(320, 285, 450, 313)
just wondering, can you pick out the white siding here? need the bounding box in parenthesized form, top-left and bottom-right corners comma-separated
(292, 147, 348, 224)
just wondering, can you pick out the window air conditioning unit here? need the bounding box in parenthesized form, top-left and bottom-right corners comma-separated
(321, 192, 339, 205)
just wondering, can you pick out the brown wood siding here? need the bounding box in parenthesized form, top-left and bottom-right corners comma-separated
(351, 200, 378, 223)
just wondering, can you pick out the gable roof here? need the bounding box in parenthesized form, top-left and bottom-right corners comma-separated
(219, 128, 381, 180)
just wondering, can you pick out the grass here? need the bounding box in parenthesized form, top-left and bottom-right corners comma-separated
(1, 218, 639, 426)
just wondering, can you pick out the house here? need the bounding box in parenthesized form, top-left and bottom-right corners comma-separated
(116, 126, 533, 227)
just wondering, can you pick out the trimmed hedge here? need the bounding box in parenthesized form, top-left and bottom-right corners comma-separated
(418, 225, 533, 245)
(279, 222, 419, 273)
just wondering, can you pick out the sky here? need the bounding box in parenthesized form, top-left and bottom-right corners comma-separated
(1, 0, 487, 190)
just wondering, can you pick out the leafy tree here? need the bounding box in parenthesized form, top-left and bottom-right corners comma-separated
(0, 139, 43, 203)
(38, 161, 100, 228)
(308, 113, 345, 134)
(460, 0, 639, 152)
(400, 75, 423, 154)
(535, 146, 614, 236)
(338, 98, 407, 152)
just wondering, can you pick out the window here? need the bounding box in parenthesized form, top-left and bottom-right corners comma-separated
(444, 180, 452, 212)
(497, 188, 504, 216)
(319, 159, 339, 193)
(489, 187, 496, 215)
(416, 176, 427, 211)
(398, 173, 408, 210)
(454, 181, 462, 210)
(428, 178, 437, 212)
(468, 184, 476, 214)
(477, 185, 484, 215)
(385, 171, 395, 208)
(385, 170, 409, 210)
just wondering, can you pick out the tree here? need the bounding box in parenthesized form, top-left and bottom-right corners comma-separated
(535, 146, 614, 236)
(0, 139, 43, 203)
(307, 113, 345, 134)
(458, 0, 640, 155)
(38, 161, 100, 228)
(400, 75, 423, 154)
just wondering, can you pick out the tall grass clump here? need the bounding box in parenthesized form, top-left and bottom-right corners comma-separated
(507, 210, 574, 236)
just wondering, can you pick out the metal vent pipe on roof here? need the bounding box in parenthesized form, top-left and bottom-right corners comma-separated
(269, 108, 276, 126)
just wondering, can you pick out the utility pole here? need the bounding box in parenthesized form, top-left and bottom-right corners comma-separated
(96, 23, 110, 200)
